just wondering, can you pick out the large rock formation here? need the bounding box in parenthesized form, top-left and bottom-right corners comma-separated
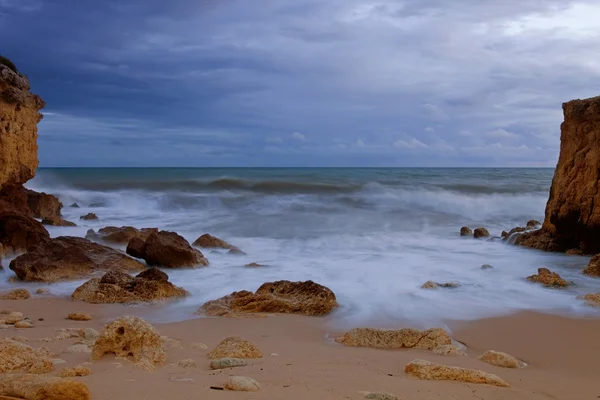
(515, 96, 600, 254)
(0, 211, 49, 255)
(9, 236, 146, 282)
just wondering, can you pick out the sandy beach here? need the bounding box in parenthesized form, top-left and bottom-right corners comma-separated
(2, 296, 599, 400)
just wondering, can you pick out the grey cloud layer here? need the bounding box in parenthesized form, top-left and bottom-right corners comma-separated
(1, 0, 598, 166)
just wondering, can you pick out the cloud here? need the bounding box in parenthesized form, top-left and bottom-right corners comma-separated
(393, 138, 428, 149)
(356, 139, 365, 147)
(266, 137, 284, 144)
(291, 132, 306, 141)
(486, 128, 520, 140)
(424, 127, 435, 133)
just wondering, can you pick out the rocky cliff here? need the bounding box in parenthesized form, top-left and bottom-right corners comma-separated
(516, 96, 600, 254)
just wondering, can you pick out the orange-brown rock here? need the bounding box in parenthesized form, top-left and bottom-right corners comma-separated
(142, 230, 208, 268)
(478, 350, 523, 368)
(80, 213, 98, 221)
(473, 227, 490, 238)
(9, 236, 145, 282)
(0, 211, 49, 255)
(527, 268, 569, 287)
(91, 316, 166, 371)
(459, 226, 472, 236)
(67, 312, 92, 321)
(200, 280, 337, 316)
(0, 288, 30, 300)
(0, 338, 53, 373)
(404, 359, 509, 387)
(72, 269, 188, 304)
(41, 217, 76, 227)
(335, 328, 451, 350)
(23, 189, 62, 220)
(0, 373, 90, 400)
(208, 336, 263, 359)
(58, 365, 92, 377)
(516, 96, 600, 254)
(86, 226, 157, 244)
(126, 237, 146, 259)
(579, 293, 600, 306)
(193, 233, 244, 254)
(583, 254, 600, 277)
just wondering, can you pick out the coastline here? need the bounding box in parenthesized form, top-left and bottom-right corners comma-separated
(2, 296, 599, 399)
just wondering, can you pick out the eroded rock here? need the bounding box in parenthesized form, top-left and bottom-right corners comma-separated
(0, 373, 90, 400)
(224, 376, 260, 392)
(527, 268, 569, 287)
(335, 328, 451, 350)
(0, 338, 53, 373)
(477, 350, 523, 368)
(404, 359, 509, 387)
(0, 211, 50, 255)
(0, 288, 31, 300)
(208, 336, 263, 360)
(583, 254, 600, 277)
(86, 226, 157, 244)
(59, 365, 92, 377)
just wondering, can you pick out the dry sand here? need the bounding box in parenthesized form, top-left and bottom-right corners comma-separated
(1, 297, 599, 400)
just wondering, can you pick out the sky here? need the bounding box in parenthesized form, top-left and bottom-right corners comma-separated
(1, 0, 599, 167)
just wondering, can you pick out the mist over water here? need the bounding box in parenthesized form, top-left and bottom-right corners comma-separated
(4, 168, 599, 327)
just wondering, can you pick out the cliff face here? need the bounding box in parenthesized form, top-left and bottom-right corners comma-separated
(516, 96, 600, 254)
(0, 63, 45, 189)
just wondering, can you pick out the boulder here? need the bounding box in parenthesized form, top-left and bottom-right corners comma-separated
(0, 288, 30, 300)
(477, 350, 523, 368)
(200, 280, 337, 316)
(193, 233, 245, 254)
(459, 226, 472, 236)
(404, 359, 509, 387)
(80, 213, 98, 221)
(0, 211, 49, 255)
(516, 97, 600, 254)
(335, 328, 451, 350)
(0, 338, 53, 373)
(9, 236, 145, 282)
(41, 217, 76, 227)
(421, 281, 459, 289)
(143, 231, 208, 268)
(15, 321, 32, 329)
(86, 226, 158, 244)
(126, 237, 146, 259)
(224, 376, 260, 392)
(473, 227, 490, 238)
(527, 268, 569, 287)
(23, 189, 62, 221)
(67, 312, 92, 321)
(583, 254, 600, 277)
(0, 374, 90, 400)
(72, 269, 188, 304)
(210, 357, 248, 370)
(208, 336, 263, 359)
(91, 316, 166, 370)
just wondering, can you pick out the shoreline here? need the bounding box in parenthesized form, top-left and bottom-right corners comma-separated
(2, 296, 599, 399)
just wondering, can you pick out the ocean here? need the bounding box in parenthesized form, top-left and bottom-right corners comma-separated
(4, 167, 600, 327)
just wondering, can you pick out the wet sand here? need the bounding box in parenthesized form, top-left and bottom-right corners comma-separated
(2, 297, 599, 400)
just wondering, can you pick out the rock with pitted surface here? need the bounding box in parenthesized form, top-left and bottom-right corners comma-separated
(478, 350, 524, 368)
(0, 338, 53, 373)
(335, 328, 451, 350)
(200, 280, 338, 317)
(516, 96, 600, 254)
(9, 236, 145, 282)
(86, 226, 158, 244)
(193, 233, 245, 254)
(0, 373, 90, 400)
(72, 269, 188, 304)
(210, 357, 248, 370)
(92, 316, 166, 370)
(142, 231, 208, 268)
(527, 268, 569, 287)
(80, 213, 98, 221)
(583, 254, 600, 277)
(433, 344, 465, 356)
(224, 376, 260, 392)
(405, 359, 509, 387)
(473, 227, 490, 238)
(67, 312, 92, 321)
(0, 288, 30, 300)
(0, 211, 49, 255)
(209, 336, 263, 360)
(459, 226, 472, 236)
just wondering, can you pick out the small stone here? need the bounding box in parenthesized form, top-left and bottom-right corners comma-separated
(191, 342, 208, 350)
(66, 344, 92, 353)
(363, 392, 398, 400)
(59, 365, 93, 377)
(169, 358, 197, 368)
(68, 312, 92, 321)
(433, 344, 465, 356)
(79, 327, 99, 341)
(460, 226, 472, 236)
(478, 350, 524, 368)
(51, 358, 67, 365)
(245, 262, 265, 267)
(14, 321, 32, 329)
(209, 336, 263, 359)
(0, 288, 31, 300)
(210, 357, 248, 370)
(473, 227, 490, 238)
(224, 376, 260, 392)
(481, 264, 493, 270)
(421, 281, 459, 289)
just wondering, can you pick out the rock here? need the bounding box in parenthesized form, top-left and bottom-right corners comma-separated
(208, 336, 263, 359)
(516, 97, 600, 254)
(23, 189, 62, 220)
(363, 392, 398, 400)
(0, 338, 53, 373)
(0, 288, 30, 300)
(583, 254, 600, 277)
(72, 268, 188, 304)
(579, 293, 600, 306)
(335, 328, 451, 350)
(404, 359, 509, 387)
(6, 312, 24, 324)
(0, 373, 90, 400)
(80, 213, 98, 221)
(86, 226, 158, 245)
(41, 217, 76, 227)
(420, 281, 459, 289)
(433, 344, 465, 356)
(91, 316, 166, 370)
(478, 350, 523, 368)
(70, 203, 80, 208)
(224, 376, 260, 392)
(168, 359, 196, 368)
(142, 231, 209, 268)
(473, 227, 490, 238)
(459, 226, 472, 236)
(526, 220, 541, 228)
(14, 321, 32, 329)
(126, 237, 146, 259)
(67, 312, 92, 321)
(10, 236, 145, 282)
(210, 357, 248, 370)
(35, 288, 48, 295)
(193, 233, 242, 252)
(481, 264, 493, 270)
(245, 262, 265, 267)
(0, 211, 50, 255)
(200, 280, 337, 316)
(89, 202, 104, 208)
(66, 344, 91, 353)
(79, 328, 99, 341)
(527, 268, 569, 287)
(59, 365, 92, 377)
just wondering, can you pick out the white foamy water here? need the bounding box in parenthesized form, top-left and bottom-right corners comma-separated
(2, 168, 599, 328)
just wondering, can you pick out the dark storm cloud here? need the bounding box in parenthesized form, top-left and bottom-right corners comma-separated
(1, 0, 599, 166)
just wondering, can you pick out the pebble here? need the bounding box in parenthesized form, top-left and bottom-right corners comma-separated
(66, 344, 92, 353)
(210, 358, 248, 370)
(224, 376, 260, 392)
(52, 358, 67, 365)
(79, 327, 99, 340)
(14, 320, 32, 329)
(361, 392, 398, 400)
(191, 342, 208, 350)
(67, 312, 92, 321)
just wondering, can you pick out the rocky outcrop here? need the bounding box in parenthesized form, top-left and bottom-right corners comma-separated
(0, 185, 69, 225)
(200, 280, 338, 316)
(91, 316, 166, 371)
(9, 236, 145, 282)
(0, 338, 53, 373)
(128, 230, 209, 268)
(526, 268, 569, 287)
(72, 269, 188, 303)
(0, 211, 49, 255)
(208, 336, 263, 359)
(478, 350, 524, 368)
(335, 328, 451, 350)
(516, 96, 600, 254)
(583, 254, 600, 276)
(86, 226, 158, 244)
(193, 233, 245, 254)
(404, 359, 509, 387)
(0, 374, 91, 400)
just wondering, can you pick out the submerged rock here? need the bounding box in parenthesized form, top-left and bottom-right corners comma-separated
(141, 230, 209, 268)
(335, 328, 451, 350)
(478, 350, 524, 368)
(473, 227, 490, 238)
(86, 226, 157, 244)
(208, 336, 263, 360)
(80, 213, 98, 221)
(72, 268, 188, 304)
(459, 226, 472, 236)
(421, 281, 459, 289)
(200, 280, 338, 316)
(583, 254, 600, 277)
(0, 373, 91, 400)
(481, 264, 493, 270)
(9, 236, 145, 282)
(527, 268, 569, 287)
(0, 338, 53, 373)
(404, 359, 509, 387)
(579, 293, 600, 306)
(193, 233, 244, 254)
